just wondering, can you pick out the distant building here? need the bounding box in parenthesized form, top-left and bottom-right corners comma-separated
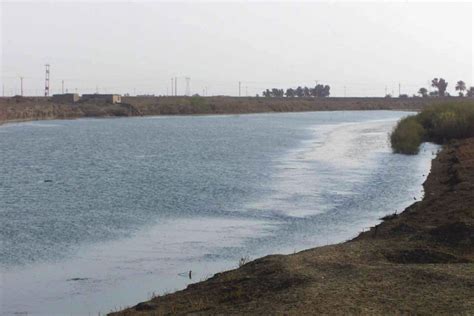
(81, 94, 121, 104)
(52, 93, 80, 103)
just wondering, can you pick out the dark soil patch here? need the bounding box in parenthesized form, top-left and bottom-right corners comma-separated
(384, 249, 470, 264)
(429, 222, 474, 245)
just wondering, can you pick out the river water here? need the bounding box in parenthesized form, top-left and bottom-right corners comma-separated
(0, 111, 437, 315)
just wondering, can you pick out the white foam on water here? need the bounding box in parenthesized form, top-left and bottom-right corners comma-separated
(247, 118, 400, 218)
(302, 118, 399, 167)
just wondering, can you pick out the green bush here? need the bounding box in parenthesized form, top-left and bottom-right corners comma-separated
(390, 116, 425, 154)
(390, 101, 474, 154)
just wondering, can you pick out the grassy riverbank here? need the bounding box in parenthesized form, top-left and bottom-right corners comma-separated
(391, 101, 474, 154)
(0, 96, 463, 124)
(111, 137, 474, 315)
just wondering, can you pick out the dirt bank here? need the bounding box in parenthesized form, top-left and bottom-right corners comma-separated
(110, 138, 474, 315)
(0, 96, 461, 124)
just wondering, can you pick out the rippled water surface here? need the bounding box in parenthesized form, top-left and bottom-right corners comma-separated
(0, 111, 437, 315)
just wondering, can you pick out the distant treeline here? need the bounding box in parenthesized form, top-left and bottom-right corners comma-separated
(262, 78, 474, 99)
(394, 78, 473, 98)
(262, 84, 330, 98)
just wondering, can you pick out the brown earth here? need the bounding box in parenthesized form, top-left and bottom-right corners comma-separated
(0, 95, 462, 124)
(110, 138, 474, 315)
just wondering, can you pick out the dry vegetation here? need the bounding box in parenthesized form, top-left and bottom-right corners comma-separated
(0, 96, 138, 123)
(0, 95, 462, 124)
(111, 138, 474, 315)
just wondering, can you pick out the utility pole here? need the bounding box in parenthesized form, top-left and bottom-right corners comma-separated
(62, 80, 64, 94)
(185, 77, 190, 96)
(385, 86, 387, 96)
(239, 81, 241, 97)
(20, 77, 24, 96)
(398, 83, 401, 97)
(175, 77, 178, 96)
(246, 86, 248, 97)
(171, 78, 174, 96)
(44, 64, 50, 96)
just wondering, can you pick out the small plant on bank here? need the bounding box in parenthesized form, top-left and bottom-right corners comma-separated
(238, 256, 250, 267)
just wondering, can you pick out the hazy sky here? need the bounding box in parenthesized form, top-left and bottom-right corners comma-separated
(1, 1, 472, 97)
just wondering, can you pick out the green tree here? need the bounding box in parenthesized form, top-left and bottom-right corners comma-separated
(272, 88, 284, 97)
(467, 87, 474, 98)
(303, 87, 311, 97)
(312, 84, 330, 97)
(285, 88, 295, 97)
(418, 87, 428, 98)
(431, 78, 448, 97)
(455, 80, 466, 97)
(295, 86, 304, 98)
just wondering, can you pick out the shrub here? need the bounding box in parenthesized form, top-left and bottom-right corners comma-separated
(390, 101, 474, 154)
(390, 116, 425, 154)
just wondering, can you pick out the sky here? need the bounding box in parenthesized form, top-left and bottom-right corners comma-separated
(1, 1, 473, 97)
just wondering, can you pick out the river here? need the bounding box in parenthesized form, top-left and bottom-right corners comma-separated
(0, 111, 437, 315)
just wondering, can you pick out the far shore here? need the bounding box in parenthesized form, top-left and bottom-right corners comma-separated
(0, 95, 464, 125)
